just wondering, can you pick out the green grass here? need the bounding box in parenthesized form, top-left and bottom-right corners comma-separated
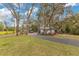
(53, 34, 79, 40)
(0, 35, 79, 56)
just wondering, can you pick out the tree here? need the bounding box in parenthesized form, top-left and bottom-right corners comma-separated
(37, 3, 65, 34)
(2, 3, 20, 36)
(23, 4, 35, 34)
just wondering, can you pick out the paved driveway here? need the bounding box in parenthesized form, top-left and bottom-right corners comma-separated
(29, 33, 79, 47)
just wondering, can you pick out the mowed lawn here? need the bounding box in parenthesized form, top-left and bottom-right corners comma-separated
(0, 35, 79, 56)
(53, 34, 79, 40)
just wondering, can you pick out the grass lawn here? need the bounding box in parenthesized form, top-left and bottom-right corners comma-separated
(53, 34, 79, 40)
(0, 35, 79, 56)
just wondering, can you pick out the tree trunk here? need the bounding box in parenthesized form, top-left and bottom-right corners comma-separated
(25, 24, 29, 35)
(15, 18, 19, 36)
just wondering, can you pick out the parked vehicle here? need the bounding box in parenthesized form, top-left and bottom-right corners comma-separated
(39, 26, 56, 35)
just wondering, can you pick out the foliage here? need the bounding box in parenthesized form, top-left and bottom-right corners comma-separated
(59, 14, 79, 35)
(7, 27, 15, 31)
(29, 20, 38, 32)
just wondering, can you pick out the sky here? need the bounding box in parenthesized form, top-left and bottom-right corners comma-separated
(67, 3, 79, 14)
(0, 3, 79, 27)
(0, 3, 40, 26)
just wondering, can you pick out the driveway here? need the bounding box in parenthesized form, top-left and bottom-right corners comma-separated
(29, 33, 79, 47)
